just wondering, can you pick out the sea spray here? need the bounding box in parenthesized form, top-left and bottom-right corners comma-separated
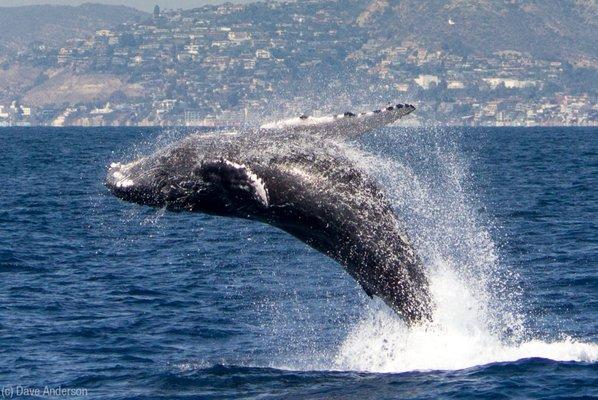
(329, 127, 597, 372)
(98, 126, 597, 373)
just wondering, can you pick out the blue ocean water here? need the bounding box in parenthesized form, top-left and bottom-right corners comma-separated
(0, 126, 596, 399)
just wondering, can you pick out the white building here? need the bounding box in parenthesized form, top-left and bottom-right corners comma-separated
(228, 31, 251, 42)
(447, 80, 465, 89)
(414, 74, 440, 89)
(483, 78, 536, 89)
(395, 83, 410, 92)
(91, 103, 113, 115)
(256, 49, 271, 59)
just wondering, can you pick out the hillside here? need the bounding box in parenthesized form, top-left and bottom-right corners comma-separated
(356, 0, 598, 66)
(0, 3, 147, 51)
(21, 71, 144, 107)
(0, 0, 595, 126)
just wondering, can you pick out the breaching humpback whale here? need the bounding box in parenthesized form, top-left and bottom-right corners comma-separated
(106, 104, 433, 323)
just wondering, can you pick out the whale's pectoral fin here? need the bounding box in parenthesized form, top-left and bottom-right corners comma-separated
(260, 103, 415, 139)
(199, 159, 269, 207)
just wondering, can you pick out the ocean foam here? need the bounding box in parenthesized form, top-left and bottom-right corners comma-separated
(332, 263, 597, 373)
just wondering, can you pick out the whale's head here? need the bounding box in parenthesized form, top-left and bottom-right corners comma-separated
(106, 142, 210, 211)
(106, 138, 269, 214)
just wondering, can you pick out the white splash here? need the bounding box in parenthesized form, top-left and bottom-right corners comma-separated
(333, 263, 598, 372)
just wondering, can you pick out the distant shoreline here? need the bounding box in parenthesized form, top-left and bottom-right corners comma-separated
(1, 125, 596, 129)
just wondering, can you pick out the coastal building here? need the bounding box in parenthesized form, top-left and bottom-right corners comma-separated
(483, 78, 537, 89)
(0, 106, 8, 119)
(414, 75, 440, 89)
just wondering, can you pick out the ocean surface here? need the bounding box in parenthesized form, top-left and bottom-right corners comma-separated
(0, 126, 596, 399)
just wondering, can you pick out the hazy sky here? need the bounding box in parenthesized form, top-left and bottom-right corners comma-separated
(0, 0, 253, 12)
